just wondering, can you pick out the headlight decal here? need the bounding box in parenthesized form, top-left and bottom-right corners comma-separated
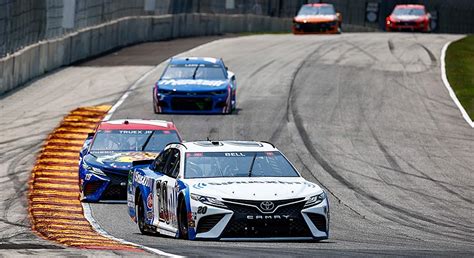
(305, 191, 326, 207)
(191, 193, 227, 208)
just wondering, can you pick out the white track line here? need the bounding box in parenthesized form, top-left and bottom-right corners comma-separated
(102, 66, 158, 121)
(93, 38, 235, 255)
(82, 203, 182, 257)
(440, 40, 474, 128)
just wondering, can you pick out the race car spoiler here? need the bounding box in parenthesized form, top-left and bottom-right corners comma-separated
(131, 159, 154, 167)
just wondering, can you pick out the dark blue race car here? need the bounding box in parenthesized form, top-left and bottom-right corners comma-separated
(153, 57, 237, 114)
(79, 119, 181, 202)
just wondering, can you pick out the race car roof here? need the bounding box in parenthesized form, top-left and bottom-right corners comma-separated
(173, 141, 277, 153)
(394, 4, 425, 9)
(98, 119, 177, 131)
(169, 57, 222, 66)
(305, 3, 333, 7)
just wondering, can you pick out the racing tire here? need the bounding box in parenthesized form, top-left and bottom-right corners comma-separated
(136, 193, 157, 236)
(136, 193, 147, 235)
(153, 100, 159, 114)
(177, 198, 189, 240)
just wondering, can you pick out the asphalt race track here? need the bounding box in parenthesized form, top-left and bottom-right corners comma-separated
(2, 33, 472, 256)
(86, 33, 474, 256)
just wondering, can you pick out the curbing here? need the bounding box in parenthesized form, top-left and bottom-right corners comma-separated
(440, 41, 474, 128)
(28, 105, 145, 251)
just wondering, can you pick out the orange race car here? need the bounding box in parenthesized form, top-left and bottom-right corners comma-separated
(386, 4, 431, 32)
(292, 3, 342, 34)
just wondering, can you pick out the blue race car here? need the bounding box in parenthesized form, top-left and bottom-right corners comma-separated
(153, 57, 237, 114)
(79, 119, 181, 202)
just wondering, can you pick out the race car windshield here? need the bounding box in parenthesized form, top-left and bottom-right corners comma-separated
(162, 63, 226, 80)
(297, 5, 335, 16)
(184, 151, 300, 179)
(393, 8, 425, 16)
(90, 130, 180, 153)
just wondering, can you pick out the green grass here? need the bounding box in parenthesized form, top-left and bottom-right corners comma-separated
(445, 35, 474, 120)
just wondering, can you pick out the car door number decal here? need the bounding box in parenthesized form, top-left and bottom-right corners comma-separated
(197, 206, 207, 214)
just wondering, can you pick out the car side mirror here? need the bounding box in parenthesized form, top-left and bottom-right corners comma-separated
(227, 71, 235, 81)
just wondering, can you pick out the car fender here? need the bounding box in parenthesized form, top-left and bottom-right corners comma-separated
(128, 167, 155, 223)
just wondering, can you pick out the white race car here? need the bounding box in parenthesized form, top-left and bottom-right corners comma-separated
(127, 141, 329, 240)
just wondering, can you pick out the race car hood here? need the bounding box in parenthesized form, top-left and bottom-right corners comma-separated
(186, 177, 323, 200)
(157, 79, 228, 92)
(84, 152, 158, 171)
(294, 15, 337, 23)
(390, 15, 424, 22)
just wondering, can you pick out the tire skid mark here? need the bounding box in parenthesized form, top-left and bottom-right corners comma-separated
(248, 59, 275, 79)
(269, 39, 366, 216)
(389, 39, 474, 205)
(287, 45, 473, 242)
(28, 105, 143, 252)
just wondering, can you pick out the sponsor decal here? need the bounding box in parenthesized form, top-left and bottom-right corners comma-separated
(117, 130, 153, 134)
(97, 152, 157, 164)
(193, 180, 316, 189)
(187, 152, 203, 157)
(224, 152, 246, 157)
(146, 211, 154, 220)
(134, 173, 153, 188)
(193, 183, 207, 189)
(160, 79, 226, 87)
(187, 212, 195, 228)
(147, 193, 153, 209)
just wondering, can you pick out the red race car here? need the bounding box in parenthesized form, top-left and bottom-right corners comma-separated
(386, 4, 431, 32)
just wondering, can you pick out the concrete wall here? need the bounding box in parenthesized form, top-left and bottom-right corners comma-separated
(0, 13, 290, 95)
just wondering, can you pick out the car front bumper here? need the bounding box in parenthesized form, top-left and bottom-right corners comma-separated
(188, 198, 329, 240)
(386, 21, 428, 31)
(154, 88, 232, 114)
(79, 167, 128, 202)
(293, 22, 339, 34)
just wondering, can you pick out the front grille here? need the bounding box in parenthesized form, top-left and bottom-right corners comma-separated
(84, 181, 102, 196)
(169, 91, 225, 96)
(295, 22, 335, 32)
(222, 197, 305, 213)
(101, 172, 127, 200)
(306, 213, 327, 232)
(221, 201, 312, 238)
(197, 214, 225, 234)
(171, 97, 213, 111)
(396, 21, 417, 26)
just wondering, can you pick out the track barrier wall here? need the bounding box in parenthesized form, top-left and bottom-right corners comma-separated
(1, 0, 473, 95)
(0, 13, 291, 95)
